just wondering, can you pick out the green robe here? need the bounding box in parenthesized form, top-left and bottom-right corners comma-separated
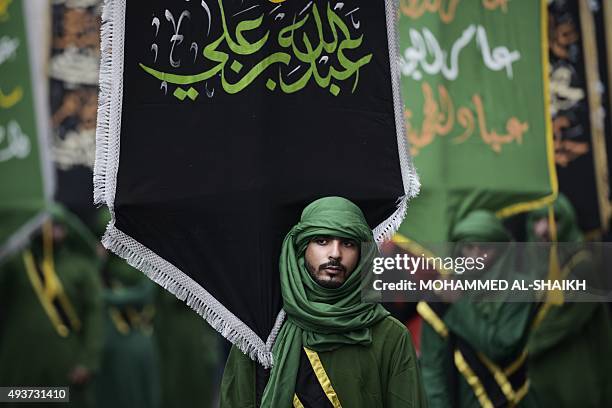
(526, 194, 612, 407)
(420, 300, 538, 408)
(528, 302, 612, 407)
(154, 290, 221, 408)
(95, 255, 160, 408)
(0, 245, 103, 408)
(220, 316, 426, 408)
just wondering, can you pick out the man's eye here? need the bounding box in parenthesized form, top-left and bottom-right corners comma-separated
(343, 240, 356, 247)
(316, 238, 328, 245)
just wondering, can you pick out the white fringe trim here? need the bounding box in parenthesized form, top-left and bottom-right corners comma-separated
(102, 222, 275, 367)
(374, 0, 422, 243)
(93, 0, 125, 209)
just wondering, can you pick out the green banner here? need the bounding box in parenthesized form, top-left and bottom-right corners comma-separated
(398, 0, 557, 242)
(0, 0, 49, 259)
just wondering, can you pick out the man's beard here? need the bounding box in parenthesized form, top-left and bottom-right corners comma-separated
(305, 259, 346, 289)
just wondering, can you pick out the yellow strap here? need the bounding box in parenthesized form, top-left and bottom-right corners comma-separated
(292, 394, 305, 408)
(41, 221, 82, 331)
(303, 348, 342, 408)
(513, 380, 530, 404)
(546, 206, 564, 305)
(416, 301, 449, 338)
(23, 250, 69, 338)
(477, 352, 516, 402)
(109, 308, 130, 335)
(454, 350, 494, 408)
(533, 249, 590, 328)
(503, 350, 527, 376)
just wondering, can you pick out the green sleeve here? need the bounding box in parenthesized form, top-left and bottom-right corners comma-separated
(220, 345, 257, 408)
(528, 302, 599, 356)
(75, 257, 104, 372)
(385, 325, 428, 408)
(443, 301, 533, 361)
(419, 322, 452, 408)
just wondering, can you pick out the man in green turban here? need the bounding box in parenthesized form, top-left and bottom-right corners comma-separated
(0, 204, 103, 408)
(220, 196, 426, 407)
(526, 194, 612, 407)
(419, 210, 538, 408)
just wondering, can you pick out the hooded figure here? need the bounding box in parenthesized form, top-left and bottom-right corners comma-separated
(220, 197, 426, 407)
(0, 204, 103, 408)
(526, 195, 612, 407)
(419, 210, 538, 408)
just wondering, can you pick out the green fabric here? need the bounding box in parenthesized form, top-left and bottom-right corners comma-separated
(450, 210, 511, 243)
(222, 316, 427, 408)
(528, 303, 612, 407)
(526, 195, 612, 407)
(421, 320, 538, 408)
(96, 256, 160, 408)
(261, 197, 390, 407)
(154, 290, 220, 408)
(0, 240, 103, 407)
(526, 194, 583, 243)
(397, 1, 554, 243)
(0, 0, 48, 255)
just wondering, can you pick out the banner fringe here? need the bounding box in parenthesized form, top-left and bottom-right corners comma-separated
(102, 223, 274, 367)
(93, 0, 114, 206)
(92, 0, 420, 366)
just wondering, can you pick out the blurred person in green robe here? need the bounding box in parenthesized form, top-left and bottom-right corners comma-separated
(526, 194, 612, 407)
(94, 210, 161, 408)
(0, 204, 103, 407)
(220, 197, 426, 407)
(419, 210, 538, 408)
(154, 289, 222, 408)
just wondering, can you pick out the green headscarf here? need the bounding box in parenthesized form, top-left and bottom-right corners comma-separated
(261, 197, 389, 407)
(451, 210, 512, 243)
(450, 210, 514, 303)
(526, 194, 583, 243)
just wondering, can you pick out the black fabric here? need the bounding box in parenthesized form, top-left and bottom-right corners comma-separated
(454, 336, 509, 408)
(114, 0, 405, 341)
(295, 348, 334, 408)
(549, 0, 605, 232)
(255, 363, 271, 408)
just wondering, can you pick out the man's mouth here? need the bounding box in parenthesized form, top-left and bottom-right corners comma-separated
(321, 265, 345, 275)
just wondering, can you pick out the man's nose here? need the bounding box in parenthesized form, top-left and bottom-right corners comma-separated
(328, 240, 342, 259)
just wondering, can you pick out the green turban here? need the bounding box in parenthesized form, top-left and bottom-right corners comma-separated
(526, 194, 583, 243)
(261, 197, 389, 407)
(451, 210, 511, 243)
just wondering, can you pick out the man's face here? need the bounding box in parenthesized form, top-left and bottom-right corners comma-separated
(305, 236, 360, 289)
(532, 217, 551, 242)
(461, 244, 498, 270)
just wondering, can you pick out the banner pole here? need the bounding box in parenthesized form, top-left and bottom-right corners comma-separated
(578, 0, 611, 232)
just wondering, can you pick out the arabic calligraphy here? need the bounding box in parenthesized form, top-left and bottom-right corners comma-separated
(400, 0, 460, 24)
(0, 120, 30, 162)
(0, 86, 22, 108)
(400, 0, 509, 23)
(406, 82, 528, 155)
(482, 0, 509, 13)
(400, 24, 520, 81)
(0, 1, 30, 163)
(0, 35, 19, 66)
(140, 0, 372, 99)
